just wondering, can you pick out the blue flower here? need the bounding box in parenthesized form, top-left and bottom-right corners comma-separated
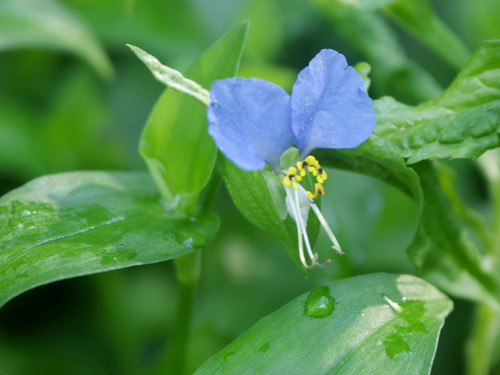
(207, 49, 375, 268)
(207, 49, 375, 172)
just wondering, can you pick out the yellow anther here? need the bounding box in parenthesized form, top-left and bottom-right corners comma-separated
(315, 183, 325, 196)
(318, 168, 327, 181)
(305, 155, 317, 165)
(283, 155, 327, 199)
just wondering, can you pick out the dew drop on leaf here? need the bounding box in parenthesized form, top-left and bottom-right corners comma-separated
(304, 286, 335, 318)
(175, 230, 208, 249)
(257, 342, 270, 353)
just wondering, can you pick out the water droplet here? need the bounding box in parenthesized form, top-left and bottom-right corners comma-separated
(100, 250, 137, 265)
(223, 352, 235, 361)
(175, 230, 208, 249)
(257, 342, 270, 353)
(304, 286, 335, 318)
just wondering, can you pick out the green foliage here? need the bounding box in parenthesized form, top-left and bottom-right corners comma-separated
(1, 1, 500, 374)
(138, 22, 248, 215)
(374, 40, 500, 163)
(314, 0, 443, 103)
(0, 171, 219, 308)
(195, 273, 452, 375)
(383, 0, 470, 69)
(320, 40, 500, 303)
(0, 0, 112, 78)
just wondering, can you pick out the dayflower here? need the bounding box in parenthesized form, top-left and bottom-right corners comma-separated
(207, 49, 375, 268)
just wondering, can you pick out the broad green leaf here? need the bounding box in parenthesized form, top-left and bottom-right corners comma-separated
(0, 171, 219, 308)
(139, 21, 248, 215)
(313, 0, 442, 103)
(375, 41, 500, 163)
(220, 158, 322, 270)
(0, 0, 113, 79)
(194, 273, 453, 375)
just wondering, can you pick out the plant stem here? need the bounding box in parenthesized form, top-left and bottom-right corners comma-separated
(171, 251, 201, 375)
(468, 151, 500, 375)
(150, 251, 201, 375)
(466, 302, 500, 375)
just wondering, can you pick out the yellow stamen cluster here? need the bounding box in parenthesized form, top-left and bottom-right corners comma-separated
(283, 155, 327, 199)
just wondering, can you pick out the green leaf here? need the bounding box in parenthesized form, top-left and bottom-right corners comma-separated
(0, 171, 219, 308)
(383, 0, 470, 69)
(319, 147, 500, 303)
(409, 162, 500, 304)
(194, 273, 453, 375)
(374, 41, 500, 163)
(0, 0, 113, 79)
(220, 158, 321, 270)
(139, 21, 248, 215)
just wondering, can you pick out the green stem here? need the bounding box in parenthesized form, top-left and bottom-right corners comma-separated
(171, 251, 201, 375)
(149, 251, 201, 375)
(466, 303, 500, 375)
(468, 151, 500, 375)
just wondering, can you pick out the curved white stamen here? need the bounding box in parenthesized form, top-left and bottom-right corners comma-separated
(294, 187, 316, 265)
(310, 202, 343, 255)
(286, 187, 316, 268)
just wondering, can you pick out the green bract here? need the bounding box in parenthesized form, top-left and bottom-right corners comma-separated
(137, 21, 248, 216)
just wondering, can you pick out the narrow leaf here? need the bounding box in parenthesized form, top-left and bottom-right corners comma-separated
(327, 0, 470, 69)
(128, 44, 210, 106)
(384, 0, 470, 69)
(0, 171, 219, 308)
(194, 273, 453, 375)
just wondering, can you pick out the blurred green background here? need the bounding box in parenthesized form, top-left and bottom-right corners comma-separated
(0, 0, 498, 374)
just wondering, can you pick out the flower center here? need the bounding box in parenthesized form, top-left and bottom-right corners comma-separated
(282, 155, 327, 199)
(280, 155, 342, 269)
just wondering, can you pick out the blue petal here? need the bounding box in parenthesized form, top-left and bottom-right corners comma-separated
(208, 77, 295, 171)
(291, 49, 375, 157)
